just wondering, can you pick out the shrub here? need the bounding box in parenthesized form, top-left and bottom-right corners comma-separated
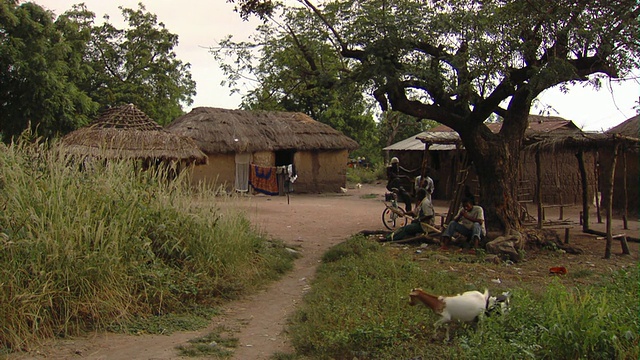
(0, 139, 296, 351)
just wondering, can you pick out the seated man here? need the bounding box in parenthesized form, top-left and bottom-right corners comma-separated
(440, 197, 486, 249)
(385, 188, 434, 241)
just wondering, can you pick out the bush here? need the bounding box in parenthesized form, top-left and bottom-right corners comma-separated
(0, 139, 296, 351)
(288, 237, 639, 359)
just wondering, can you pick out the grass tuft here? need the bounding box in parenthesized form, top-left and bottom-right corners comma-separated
(0, 139, 296, 352)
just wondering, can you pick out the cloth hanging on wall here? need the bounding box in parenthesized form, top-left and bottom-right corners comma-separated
(249, 163, 279, 195)
(235, 153, 251, 192)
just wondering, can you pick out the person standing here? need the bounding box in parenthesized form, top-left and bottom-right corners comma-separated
(386, 157, 414, 212)
(440, 197, 486, 249)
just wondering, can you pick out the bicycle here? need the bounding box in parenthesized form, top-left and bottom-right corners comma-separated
(382, 191, 409, 230)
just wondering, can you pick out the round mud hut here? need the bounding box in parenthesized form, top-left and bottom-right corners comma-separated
(166, 107, 359, 194)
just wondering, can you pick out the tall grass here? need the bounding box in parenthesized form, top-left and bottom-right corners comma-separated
(0, 139, 296, 351)
(289, 236, 639, 359)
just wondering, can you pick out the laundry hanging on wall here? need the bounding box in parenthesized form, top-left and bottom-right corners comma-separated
(249, 163, 279, 195)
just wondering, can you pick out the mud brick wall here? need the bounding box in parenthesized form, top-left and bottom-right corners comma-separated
(519, 150, 596, 205)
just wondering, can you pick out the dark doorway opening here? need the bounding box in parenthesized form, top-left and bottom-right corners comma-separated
(275, 149, 295, 166)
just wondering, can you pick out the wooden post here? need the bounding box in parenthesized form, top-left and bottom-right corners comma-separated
(564, 228, 570, 244)
(575, 150, 590, 232)
(594, 152, 602, 223)
(622, 150, 628, 230)
(536, 150, 543, 229)
(420, 142, 431, 180)
(603, 143, 619, 259)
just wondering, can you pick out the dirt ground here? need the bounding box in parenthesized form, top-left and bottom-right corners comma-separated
(11, 183, 639, 360)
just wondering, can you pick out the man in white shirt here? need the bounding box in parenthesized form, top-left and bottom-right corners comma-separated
(440, 197, 486, 249)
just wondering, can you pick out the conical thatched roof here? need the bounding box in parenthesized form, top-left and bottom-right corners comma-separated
(166, 107, 359, 154)
(60, 104, 207, 164)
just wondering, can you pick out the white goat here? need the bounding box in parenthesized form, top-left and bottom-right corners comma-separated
(408, 288, 490, 341)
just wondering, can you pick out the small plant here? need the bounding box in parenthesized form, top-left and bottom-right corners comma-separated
(176, 326, 238, 357)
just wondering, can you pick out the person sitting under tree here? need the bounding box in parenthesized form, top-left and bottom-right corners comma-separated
(385, 188, 435, 241)
(440, 197, 486, 250)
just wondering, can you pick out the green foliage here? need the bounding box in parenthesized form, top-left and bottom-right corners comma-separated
(224, 0, 640, 232)
(0, 2, 195, 143)
(291, 236, 437, 359)
(176, 326, 239, 357)
(346, 165, 379, 185)
(0, 1, 97, 141)
(211, 6, 379, 158)
(0, 139, 296, 351)
(75, 3, 196, 125)
(107, 306, 220, 335)
(289, 238, 639, 359)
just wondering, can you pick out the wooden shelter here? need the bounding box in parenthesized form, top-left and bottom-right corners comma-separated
(526, 127, 639, 259)
(605, 115, 639, 215)
(385, 116, 593, 205)
(166, 107, 359, 194)
(60, 104, 207, 168)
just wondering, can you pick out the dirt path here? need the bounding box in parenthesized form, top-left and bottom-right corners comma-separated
(13, 184, 391, 360)
(11, 183, 638, 360)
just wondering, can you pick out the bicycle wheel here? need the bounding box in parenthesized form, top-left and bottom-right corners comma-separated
(382, 207, 408, 230)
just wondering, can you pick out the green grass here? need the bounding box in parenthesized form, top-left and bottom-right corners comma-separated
(288, 236, 639, 359)
(0, 139, 297, 352)
(346, 164, 385, 185)
(176, 326, 239, 358)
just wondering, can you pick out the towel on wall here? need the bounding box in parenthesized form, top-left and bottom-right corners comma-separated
(249, 164, 279, 195)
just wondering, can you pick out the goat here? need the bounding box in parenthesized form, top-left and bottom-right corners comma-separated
(408, 288, 489, 341)
(486, 291, 511, 316)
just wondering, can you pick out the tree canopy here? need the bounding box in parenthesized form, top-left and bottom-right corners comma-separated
(228, 0, 639, 232)
(0, 1, 195, 142)
(212, 5, 381, 160)
(0, 0, 96, 140)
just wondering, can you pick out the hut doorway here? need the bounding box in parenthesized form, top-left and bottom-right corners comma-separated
(275, 149, 296, 194)
(275, 149, 295, 167)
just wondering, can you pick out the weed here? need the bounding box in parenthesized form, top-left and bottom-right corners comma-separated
(176, 326, 238, 357)
(0, 139, 296, 352)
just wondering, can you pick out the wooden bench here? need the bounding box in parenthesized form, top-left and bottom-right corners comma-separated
(545, 225, 572, 244)
(541, 204, 573, 220)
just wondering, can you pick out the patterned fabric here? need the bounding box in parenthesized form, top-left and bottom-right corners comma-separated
(249, 164, 279, 195)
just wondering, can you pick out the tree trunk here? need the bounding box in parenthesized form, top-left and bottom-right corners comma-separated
(465, 132, 522, 234)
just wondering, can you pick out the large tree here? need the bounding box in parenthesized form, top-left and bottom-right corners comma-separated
(0, 2, 196, 142)
(230, 0, 640, 233)
(0, 0, 96, 141)
(71, 3, 196, 125)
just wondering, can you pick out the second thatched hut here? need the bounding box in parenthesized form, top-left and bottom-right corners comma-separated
(60, 104, 207, 169)
(167, 107, 359, 194)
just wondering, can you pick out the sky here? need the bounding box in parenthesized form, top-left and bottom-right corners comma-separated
(33, 0, 640, 132)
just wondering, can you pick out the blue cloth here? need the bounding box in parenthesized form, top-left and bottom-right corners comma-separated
(442, 221, 483, 240)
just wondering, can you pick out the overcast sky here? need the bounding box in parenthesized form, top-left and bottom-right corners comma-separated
(33, 0, 640, 131)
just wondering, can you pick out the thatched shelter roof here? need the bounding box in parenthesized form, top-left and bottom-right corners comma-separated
(524, 115, 639, 152)
(60, 104, 207, 164)
(382, 115, 581, 151)
(166, 107, 359, 154)
(606, 115, 639, 137)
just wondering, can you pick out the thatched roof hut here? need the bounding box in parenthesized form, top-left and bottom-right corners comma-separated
(61, 104, 207, 165)
(167, 107, 359, 194)
(166, 107, 358, 153)
(606, 115, 639, 138)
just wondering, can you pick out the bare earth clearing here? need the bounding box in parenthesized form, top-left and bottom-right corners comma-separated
(11, 183, 639, 360)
